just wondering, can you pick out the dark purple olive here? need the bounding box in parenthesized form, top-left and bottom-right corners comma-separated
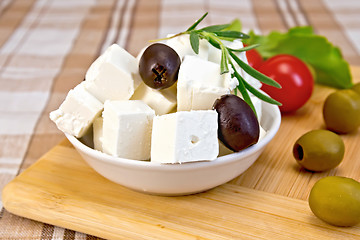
(213, 94, 260, 151)
(139, 43, 181, 90)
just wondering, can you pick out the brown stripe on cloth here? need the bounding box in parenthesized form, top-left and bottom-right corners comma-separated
(0, 0, 36, 48)
(0, 209, 45, 238)
(0, 0, 14, 16)
(107, 0, 130, 48)
(158, 0, 206, 37)
(0, 0, 57, 239)
(285, 0, 300, 26)
(0, 0, 49, 70)
(289, 0, 310, 26)
(252, 0, 287, 33)
(114, 0, 137, 48)
(206, 0, 257, 31)
(299, 0, 360, 65)
(40, 223, 55, 240)
(63, 228, 75, 240)
(126, 0, 162, 55)
(100, 0, 142, 54)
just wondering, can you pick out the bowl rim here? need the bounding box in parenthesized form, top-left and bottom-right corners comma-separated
(65, 103, 281, 172)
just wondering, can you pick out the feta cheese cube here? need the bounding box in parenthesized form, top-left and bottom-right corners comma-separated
(50, 82, 103, 138)
(130, 82, 177, 115)
(102, 100, 155, 160)
(177, 56, 236, 111)
(165, 34, 209, 61)
(84, 44, 141, 103)
(93, 117, 103, 151)
(259, 125, 266, 141)
(151, 110, 219, 164)
(191, 86, 229, 110)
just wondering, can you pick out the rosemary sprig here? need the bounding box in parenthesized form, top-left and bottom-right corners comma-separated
(189, 31, 200, 54)
(186, 12, 208, 31)
(228, 43, 260, 52)
(220, 44, 229, 74)
(152, 12, 282, 114)
(230, 60, 257, 115)
(199, 24, 230, 32)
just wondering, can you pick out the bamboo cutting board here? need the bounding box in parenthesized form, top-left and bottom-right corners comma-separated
(2, 67, 360, 239)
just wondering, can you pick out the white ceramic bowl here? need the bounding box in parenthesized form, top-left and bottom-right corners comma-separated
(65, 101, 281, 196)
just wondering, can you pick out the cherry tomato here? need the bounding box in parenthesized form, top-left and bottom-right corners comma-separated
(258, 54, 314, 113)
(244, 45, 263, 69)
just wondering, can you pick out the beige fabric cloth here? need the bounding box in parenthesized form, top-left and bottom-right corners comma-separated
(0, 0, 359, 239)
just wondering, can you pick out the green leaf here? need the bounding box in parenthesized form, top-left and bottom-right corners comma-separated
(223, 19, 242, 32)
(190, 31, 200, 54)
(230, 64, 257, 116)
(245, 26, 353, 89)
(220, 45, 229, 74)
(207, 36, 221, 49)
(229, 51, 281, 88)
(288, 26, 314, 35)
(200, 24, 230, 32)
(186, 12, 208, 31)
(227, 44, 260, 52)
(214, 31, 249, 39)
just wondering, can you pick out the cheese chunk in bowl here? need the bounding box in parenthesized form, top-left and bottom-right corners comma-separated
(65, 99, 280, 196)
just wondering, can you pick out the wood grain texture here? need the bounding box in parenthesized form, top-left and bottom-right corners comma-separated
(231, 66, 360, 200)
(2, 67, 360, 239)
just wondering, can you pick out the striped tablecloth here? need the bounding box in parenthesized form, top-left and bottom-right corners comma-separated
(0, 0, 359, 239)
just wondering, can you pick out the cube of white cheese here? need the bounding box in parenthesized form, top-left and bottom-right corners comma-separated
(49, 82, 103, 138)
(259, 125, 266, 141)
(165, 34, 209, 61)
(84, 44, 141, 103)
(191, 86, 229, 110)
(130, 82, 177, 115)
(102, 100, 155, 160)
(93, 116, 103, 151)
(177, 55, 237, 111)
(151, 110, 219, 164)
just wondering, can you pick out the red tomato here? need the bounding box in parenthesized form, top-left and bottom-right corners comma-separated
(258, 54, 314, 113)
(245, 48, 263, 69)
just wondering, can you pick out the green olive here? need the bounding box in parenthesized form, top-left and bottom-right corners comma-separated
(309, 176, 360, 227)
(293, 130, 344, 172)
(323, 89, 360, 133)
(352, 83, 360, 95)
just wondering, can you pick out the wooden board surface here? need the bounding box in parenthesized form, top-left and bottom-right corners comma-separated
(2, 67, 360, 239)
(230, 66, 360, 201)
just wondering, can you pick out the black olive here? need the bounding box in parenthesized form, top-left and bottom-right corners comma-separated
(139, 43, 181, 90)
(213, 94, 260, 151)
